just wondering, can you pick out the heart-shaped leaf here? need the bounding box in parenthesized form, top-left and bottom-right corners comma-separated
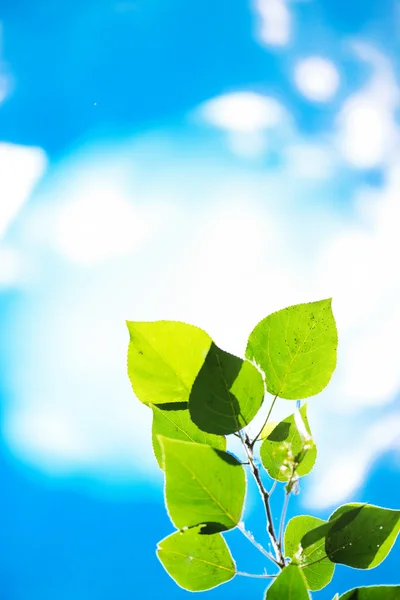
(302, 503, 400, 569)
(285, 515, 334, 591)
(160, 437, 246, 531)
(157, 526, 235, 591)
(189, 342, 264, 435)
(127, 320, 212, 405)
(246, 299, 337, 399)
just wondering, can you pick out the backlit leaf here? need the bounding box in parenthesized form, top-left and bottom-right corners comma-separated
(285, 515, 334, 591)
(265, 565, 310, 599)
(339, 586, 400, 599)
(246, 299, 337, 399)
(127, 320, 212, 405)
(260, 404, 317, 482)
(189, 342, 264, 435)
(302, 503, 400, 569)
(160, 437, 246, 531)
(157, 526, 235, 591)
(151, 402, 226, 469)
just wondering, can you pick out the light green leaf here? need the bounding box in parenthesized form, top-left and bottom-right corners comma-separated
(160, 437, 246, 531)
(339, 586, 400, 599)
(265, 565, 310, 599)
(157, 526, 235, 591)
(246, 299, 338, 399)
(151, 402, 226, 469)
(189, 342, 264, 435)
(127, 320, 212, 405)
(285, 515, 335, 591)
(302, 503, 400, 569)
(260, 404, 317, 482)
(332, 595, 339, 600)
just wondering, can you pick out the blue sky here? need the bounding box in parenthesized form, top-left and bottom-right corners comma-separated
(0, 1, 399, 598)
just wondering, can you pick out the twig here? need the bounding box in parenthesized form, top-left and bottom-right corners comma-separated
(237, 522, 280, 566)
(268, 481, 277, 496)
(236, 571, 277, 579)
(278, 490, 290, 554)
(239, 431, 285, 567)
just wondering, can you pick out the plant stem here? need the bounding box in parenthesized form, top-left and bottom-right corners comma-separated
(239, 431, 285, 567)
(236, 571, 277, 580)
(269, 481, 277, 496)
(251, 394, 278, 448)
(278, 490, 290, 555)
(237, 522, 280, 566)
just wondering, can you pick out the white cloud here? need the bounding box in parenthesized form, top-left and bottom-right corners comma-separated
(54, 184, 172, 266)
(3, 52, 400, 508)
(337, 43, 400, 168)
(197, 91, 288, 158)
(315, 162, 400, 411)
(294, 57, 340, 102)
(0, 248, 24, 287)
(0, 143, 47, 240)
(198, 92, 286, 133)
(253, 0, 291, 47)
(307, 413, 400, 508)
(284, 143, 335, 179)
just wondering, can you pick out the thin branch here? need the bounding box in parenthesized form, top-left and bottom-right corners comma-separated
(268, 481, 277, 496)
(239, 431, 285, 567)
(237, 522, 280, 566)
(236, 571, 277, 580)
(251, 394, 278, 448)
(278, 490, 290, 554)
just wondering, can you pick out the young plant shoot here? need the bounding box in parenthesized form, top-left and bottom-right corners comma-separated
(127, 299, 400, 598)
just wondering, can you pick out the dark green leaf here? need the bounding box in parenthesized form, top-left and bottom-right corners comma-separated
(246, 299, 337, 399)
(160, 437, 246, 531)
(127, 320, 212, 405)
(151, 402, 226, 469)
(265, 565, 310, 599)
(260, 404, 317, 482)
(302, 503, 400, 569)
(157, 526, 235, 591)
(189, 342, 264, 435)
(285, 515, 334, 591)
(339, 586, 400, 599)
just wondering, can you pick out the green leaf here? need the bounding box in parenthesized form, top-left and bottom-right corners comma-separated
(260, 404, 317, 482)
(339, 586, 400, 599)
(302, 503, 400, 569)
(246, 299, 337, 399)
(189, 342, 264, 435)
(160, 437, 246, 531)
(127, 320, 212, 405)
(157, 526, 235, 591)
(285, 515, 335, 591)
(265, 565, 310, 599)
(151, 402, 226, 469)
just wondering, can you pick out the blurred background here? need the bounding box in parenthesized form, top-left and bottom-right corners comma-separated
(0, 0, 399, 598)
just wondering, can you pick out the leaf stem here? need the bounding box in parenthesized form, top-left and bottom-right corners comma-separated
(269, 481, 277, 496)
(251, 394, 278, 448)
(239, 431, 285, 568)
(278, 490, 290, 555)
(237, 522, 280, 566)
(236, 571, 277, 579)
